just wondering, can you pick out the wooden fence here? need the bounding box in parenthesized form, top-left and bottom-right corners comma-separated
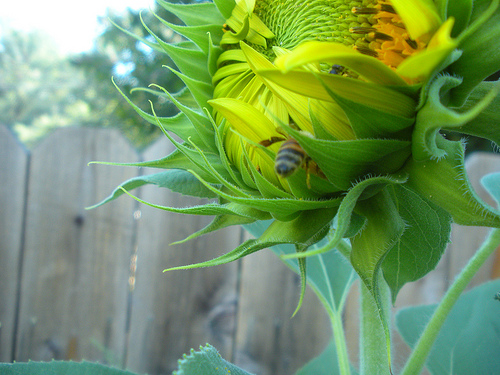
(1, 125, 499, 375)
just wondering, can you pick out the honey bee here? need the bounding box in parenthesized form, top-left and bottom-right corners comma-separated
(274, 138, 308, 178)
(260, 135, 315, 187)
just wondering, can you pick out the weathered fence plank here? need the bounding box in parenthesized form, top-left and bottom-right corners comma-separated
(14, 127, 139, 363)
(0, 127, 29, 362)
(2, 126, 499, 375)
(124, 137, 242, 374)
(446, 152, 500, 288)
(234, 235, 331, 375)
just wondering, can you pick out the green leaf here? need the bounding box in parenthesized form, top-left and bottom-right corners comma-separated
(0, 361, 140, 375)
(173, 213, 259, 245)
(283, 173, 408, 259)
(93, 147, 234, 186)
(187, 169, 343, 221)
(89, 169, 217, 208)
(166, 67, 214, 111)
(174, 344, 253, 375)
(404, 137, 500, 228)
(396, 279, 500, 375)
(112, 82, 207, 147)
(382, 185, 452, 301)
(154, 39, 212, 84)
(151, 84, 217, 153)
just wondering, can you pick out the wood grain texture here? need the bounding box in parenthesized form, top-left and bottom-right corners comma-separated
(0, 126, 28, 362)
(124, 137, 241, 374)
(234, 232, 331, 375)
(2, 127, 499, 374)
(14, 128, 139, 364)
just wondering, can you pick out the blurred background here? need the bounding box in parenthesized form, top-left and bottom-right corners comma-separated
(1, 1, 500, 375)
(0, 0, 185, 150)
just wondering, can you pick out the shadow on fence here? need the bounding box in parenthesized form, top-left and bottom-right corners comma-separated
(1, 125, 499, 374)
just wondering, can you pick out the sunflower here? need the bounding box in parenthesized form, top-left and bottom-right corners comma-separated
(96, 0, 500, 308)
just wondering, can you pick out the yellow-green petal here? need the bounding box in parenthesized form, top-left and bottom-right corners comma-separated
(391, 0, 442, 41)
(274, 41, 408, 86)
(259, 69, 416, 118)
(397, 18, 457, 81)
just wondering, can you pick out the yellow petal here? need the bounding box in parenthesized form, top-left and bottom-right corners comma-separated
(274, 41, 408, 86)
(397, 18, 457, 81)
(239, 42, 314, 133)
(208, 97, 279, 141)
(259, 69, 416, 118)
(390, 0, 442, 41)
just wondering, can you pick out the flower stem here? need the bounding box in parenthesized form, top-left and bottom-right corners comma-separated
(331, 310, 351, 375)
(400, 228, 500, 375)
(359, 275, 391, 375)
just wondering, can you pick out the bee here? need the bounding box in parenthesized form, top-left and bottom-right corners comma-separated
(274, 138, 308, 178)
(329, 64, 346, 75)
(260, 135, 315, 188)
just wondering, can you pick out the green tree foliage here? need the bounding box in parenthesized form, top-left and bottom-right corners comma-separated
(0, 2, 191, 150)
(71, 4, 189, 150)
(0, 29, 89, 147)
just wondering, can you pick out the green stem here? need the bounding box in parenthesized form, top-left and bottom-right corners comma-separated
(313, 240, 352, 375)
(401, 228, 500, 375)
(359, 276, 391, 375)
(331, 310, 351, 375)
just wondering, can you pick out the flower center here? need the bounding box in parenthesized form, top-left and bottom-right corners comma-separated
(247, 0, 427, 68)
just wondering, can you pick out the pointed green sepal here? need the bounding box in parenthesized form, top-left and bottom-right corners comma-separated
(405, 137, 500, 228)
(164, 208, 335, 272)
(282, 124, 411, 191)
(413, 75, 498, 160)
(282, 173, 408, 260)
(86, 169, 217, 209)
(156, 0, 226, 28)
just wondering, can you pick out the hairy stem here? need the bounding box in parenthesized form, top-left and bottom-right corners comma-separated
(359, 275, 391, 375)
(331, 309, 351, 375)
(401, 228, 500, 375)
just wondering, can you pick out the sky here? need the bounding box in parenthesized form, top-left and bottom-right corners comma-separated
(0, 0, 156, 54)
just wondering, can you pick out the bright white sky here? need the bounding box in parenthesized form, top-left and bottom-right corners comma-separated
(0, 0, 156, 54)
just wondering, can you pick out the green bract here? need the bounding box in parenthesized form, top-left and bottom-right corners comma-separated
(94, 0, 500, 312)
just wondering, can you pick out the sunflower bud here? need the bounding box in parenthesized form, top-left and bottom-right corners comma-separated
(96, 0, 500, 306)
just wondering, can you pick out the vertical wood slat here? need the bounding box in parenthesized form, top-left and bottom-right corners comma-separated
(124, 137, 241, 374)
(0, 127, 29, 362)
(14, 127, 139, 364)
(234, 243, 332, 375)
(1, 125, 500, 374)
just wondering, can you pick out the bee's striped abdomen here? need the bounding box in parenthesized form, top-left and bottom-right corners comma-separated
(274, 138, 306, 177)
